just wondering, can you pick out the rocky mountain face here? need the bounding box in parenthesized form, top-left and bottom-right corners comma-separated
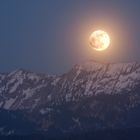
(0, 60, 140, 136)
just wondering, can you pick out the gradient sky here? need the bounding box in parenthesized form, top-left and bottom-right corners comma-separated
(1, 0, 140, 74)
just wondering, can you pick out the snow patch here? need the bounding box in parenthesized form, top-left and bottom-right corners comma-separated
(4, 98, 16, 109)
(23, 88, 34, 100)
(52, 77, 60, 86)
(9, 78, 23, 93)
(40, 108, 53, 115)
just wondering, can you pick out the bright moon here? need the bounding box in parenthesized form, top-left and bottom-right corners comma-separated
(89, 30, 110, 51)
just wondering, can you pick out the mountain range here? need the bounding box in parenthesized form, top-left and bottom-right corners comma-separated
(0, 60, 140, 139)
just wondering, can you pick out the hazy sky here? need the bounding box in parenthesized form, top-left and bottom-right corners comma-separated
(0, 0, 140, 74)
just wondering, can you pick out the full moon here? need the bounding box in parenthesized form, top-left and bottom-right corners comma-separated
(89, 30, 110, 51)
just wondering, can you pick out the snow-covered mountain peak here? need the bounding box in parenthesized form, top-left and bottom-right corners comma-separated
(76, 60, 138, 72)
(8, 68, 27, 76)
(72, 61, 140, 80)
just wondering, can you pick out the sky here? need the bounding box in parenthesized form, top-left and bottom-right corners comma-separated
(0, 0, 140, 74)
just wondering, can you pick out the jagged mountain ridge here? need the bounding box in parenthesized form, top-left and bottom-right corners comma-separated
(0, 60, 140, 134)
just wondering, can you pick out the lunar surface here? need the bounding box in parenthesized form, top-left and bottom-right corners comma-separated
(89, 30, 110, 51)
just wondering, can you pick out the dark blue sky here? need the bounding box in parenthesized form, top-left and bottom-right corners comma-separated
(0, 0, 140, 74)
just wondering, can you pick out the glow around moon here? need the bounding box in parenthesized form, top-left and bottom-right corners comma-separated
(89, 30, 110, 51)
